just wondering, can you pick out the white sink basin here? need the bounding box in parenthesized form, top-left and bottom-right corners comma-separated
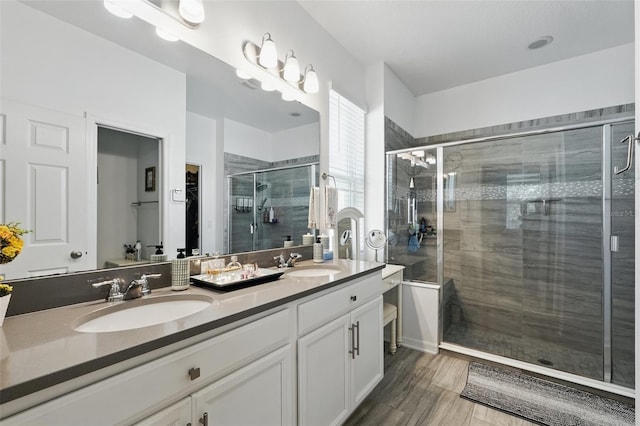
(285, 265, 343, 278)
(73, 294, 213, 333)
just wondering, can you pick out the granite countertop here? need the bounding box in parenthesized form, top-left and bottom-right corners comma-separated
(0, 259, 384, 407)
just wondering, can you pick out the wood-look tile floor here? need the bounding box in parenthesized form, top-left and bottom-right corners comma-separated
(344, 346, 537, 426)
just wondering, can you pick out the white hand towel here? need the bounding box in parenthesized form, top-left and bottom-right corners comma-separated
(308, 186, 320, 229)
(324, 186, 338, 229)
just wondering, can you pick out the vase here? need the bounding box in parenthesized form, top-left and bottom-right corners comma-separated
(0, 294, 11, 327)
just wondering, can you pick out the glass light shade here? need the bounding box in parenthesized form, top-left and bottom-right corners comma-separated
(104, 0, 133, 18)
(179, 0, 205, 24)
(282, 91, 296, 101)
(235, 69, 251, 79)
(258, 34, 278, 69)
(409, 177, 415, 189)
(283, 52, 300, 83)
(155, 27, 180, 42)
(261, 81, 275, 92)
(303, 66, 319, 94)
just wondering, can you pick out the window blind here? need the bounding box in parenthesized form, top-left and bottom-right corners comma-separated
(329, 89, 365, 213)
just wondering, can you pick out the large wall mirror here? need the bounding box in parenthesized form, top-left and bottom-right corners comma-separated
(2, 1, 319, 280)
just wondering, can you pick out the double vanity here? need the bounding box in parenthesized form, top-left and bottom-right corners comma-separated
(0, 259, 388, 425)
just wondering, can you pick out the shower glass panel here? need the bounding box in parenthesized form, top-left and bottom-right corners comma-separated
(441, 128, 605, 380)
(386, 148, 438, 282)
(228, 164, 318, 253)
(610, 121, 635, 388)
(228, 174, 255, 253)
(438, 121, 635, 386)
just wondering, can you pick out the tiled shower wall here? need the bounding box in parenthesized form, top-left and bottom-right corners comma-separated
(225, 153, 319, 253)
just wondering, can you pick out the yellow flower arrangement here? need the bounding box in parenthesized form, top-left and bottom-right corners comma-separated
(0, 223, 28, 264)
(0, 283, 12, 297)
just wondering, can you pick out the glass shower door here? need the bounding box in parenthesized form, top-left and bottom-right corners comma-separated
(228, 174, 255, 253)
(609, 122, 635, 387)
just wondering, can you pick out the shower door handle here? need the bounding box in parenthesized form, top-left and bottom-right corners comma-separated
(610, 236, 619, 252)
(613, 133, 638, 175)
(250, 223, 254, 234)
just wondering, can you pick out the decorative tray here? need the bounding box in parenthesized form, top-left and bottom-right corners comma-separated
(191, 268, 284, 291)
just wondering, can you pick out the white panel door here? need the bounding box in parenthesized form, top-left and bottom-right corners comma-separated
(350, 296, 383, 408)
(298, 313, 351, 426)
(191, 346, 293, 426)
(133, 397, 191, 426)
(0, 99, 89, 279)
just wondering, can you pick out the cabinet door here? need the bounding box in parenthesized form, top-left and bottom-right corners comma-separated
(298, 314, 351, 426)
(133, 398, 191, 426)
(351, 296, 383, 408)
(191, 346, 292, 426)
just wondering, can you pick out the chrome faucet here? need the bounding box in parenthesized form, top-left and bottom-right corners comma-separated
(274, 254, 287, 268)
(286, 253, 302, 267)
(92, 278, 125, 302)
(123, 273, 162, 300)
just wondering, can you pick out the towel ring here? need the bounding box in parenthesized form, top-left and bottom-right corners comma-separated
(322, 172, 336, 186)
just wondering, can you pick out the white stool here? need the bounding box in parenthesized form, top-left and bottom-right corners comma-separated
(383, 302, 398, 355)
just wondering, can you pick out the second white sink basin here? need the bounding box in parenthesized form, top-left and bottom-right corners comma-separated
(285, 265, 343, 278)
(73, 294, 213, 333)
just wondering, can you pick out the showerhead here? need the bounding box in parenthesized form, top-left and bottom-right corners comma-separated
(256, 182, 268, 192)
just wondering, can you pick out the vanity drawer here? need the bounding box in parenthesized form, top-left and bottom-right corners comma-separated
(298, 272, 383, 336)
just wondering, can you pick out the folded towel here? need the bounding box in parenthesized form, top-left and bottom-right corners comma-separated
(324, 186, 338, 229)
(308, 186, 320, 229)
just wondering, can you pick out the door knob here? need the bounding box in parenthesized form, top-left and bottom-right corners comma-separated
(70, 250, 83, 259)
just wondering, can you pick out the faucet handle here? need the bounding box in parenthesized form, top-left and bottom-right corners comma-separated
(91, 278, 124, 302)
(137, 273, 162, 295)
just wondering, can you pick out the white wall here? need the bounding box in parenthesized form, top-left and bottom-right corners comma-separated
(1, 1, 187, 264)
(364, 63, 386, 261)
(384, 65, 417, 137)
(186, 111, 220, 256)
(97, 133, 138, 266)
(223, 119, 273, 161)
(271, 123, 320, 162)
(414, 43, 635, 137)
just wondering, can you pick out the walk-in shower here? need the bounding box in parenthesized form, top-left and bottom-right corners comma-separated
(386, 118, 635, 392)
(228, 163, 318, 253)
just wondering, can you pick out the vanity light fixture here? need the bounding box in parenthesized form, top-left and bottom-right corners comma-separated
(155, 26, 180, 42)
(241, 33, 319, 95)
(103, 0, 133, 18)
(302, 65, 319, 94)
(258, 33, 278, 68)
(104, 0, 204, 42)
(283, 51, 301, 83)
(178, 0, 205, 24)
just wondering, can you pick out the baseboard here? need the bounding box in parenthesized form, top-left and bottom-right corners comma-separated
(400, 337, 438, 354)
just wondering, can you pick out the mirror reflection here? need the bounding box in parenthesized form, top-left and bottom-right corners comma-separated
(2, 1, 319, 280)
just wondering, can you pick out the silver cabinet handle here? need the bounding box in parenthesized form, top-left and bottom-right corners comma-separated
(349, 323, 356, 359)
(614, 133, 638, 175)
(354, 321, 360, 356)
(199, 413, 208, 426)
(70, 250, 83, 259)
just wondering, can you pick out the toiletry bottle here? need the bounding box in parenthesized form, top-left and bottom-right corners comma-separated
(177, 248, 186, 259)
(226, 255, 242, 280)
(269, 206, 275, 223)
(313, 238, 324, 263)
(135, 240, 142, 261)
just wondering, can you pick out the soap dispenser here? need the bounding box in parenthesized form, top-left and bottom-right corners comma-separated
(269, 206, 275, 223)
(313, 237, 324, 263)
(284, 235, 293, 248)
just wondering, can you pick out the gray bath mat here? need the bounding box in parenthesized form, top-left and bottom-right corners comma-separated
(460, 362, 635, 426)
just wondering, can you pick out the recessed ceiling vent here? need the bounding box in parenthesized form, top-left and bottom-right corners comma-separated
(528, 36, 554, 50)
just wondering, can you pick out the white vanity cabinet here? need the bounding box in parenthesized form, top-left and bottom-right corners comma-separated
(1, 309, 292, 426)
(297, 273, 384, 426)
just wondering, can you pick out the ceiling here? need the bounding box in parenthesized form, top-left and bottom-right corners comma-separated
(299, 0, 635, 97)
(22, 0, 635, 123)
